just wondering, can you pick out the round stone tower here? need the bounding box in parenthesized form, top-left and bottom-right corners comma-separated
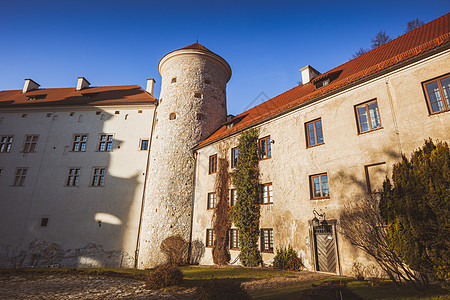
(138, 43, 231, 268)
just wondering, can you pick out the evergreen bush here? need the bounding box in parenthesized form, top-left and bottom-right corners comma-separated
(272, 245, 304, 271)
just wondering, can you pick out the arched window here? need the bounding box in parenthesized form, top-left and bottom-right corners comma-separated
(197, 113, 205, 121)
(194, 92, 202, 98)
(169, 112, 177, 120)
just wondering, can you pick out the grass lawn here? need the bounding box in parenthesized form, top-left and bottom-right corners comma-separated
(1, 267, 448, 299)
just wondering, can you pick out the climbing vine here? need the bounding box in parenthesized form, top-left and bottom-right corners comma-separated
(212, 153, 231, 265)
(231, 128, 262, 267)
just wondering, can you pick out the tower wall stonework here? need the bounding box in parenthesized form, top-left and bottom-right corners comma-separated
(138, 47, 231, 268)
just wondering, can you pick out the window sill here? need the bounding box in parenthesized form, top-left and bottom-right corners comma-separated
(357, 127, 383, 135)
(260, 202, 273, 205)
(230, 248, 240, 251)
(208, 172, 217, 175)
(259, 157, 272, 161)
(429, 109, 450, 116)
(306, 142, 325, 149)
(261, 250, 274, 254)
(310, 196, 330, 200)
(207, 208, 214, 211)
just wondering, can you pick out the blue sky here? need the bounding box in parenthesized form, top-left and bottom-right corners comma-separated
(0, 1, 448, 115)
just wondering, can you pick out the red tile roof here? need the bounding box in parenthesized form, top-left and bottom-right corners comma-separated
(198, 13, 450, 148)
(0, 85, 156, 108)
(180, 42, 213, 53)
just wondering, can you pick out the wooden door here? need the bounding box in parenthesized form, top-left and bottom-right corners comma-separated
(314, 227, 337, 273)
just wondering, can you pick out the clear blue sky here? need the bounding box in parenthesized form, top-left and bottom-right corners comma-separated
(1, 1, 448, 115)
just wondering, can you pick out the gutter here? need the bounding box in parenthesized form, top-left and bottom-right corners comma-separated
(134, 99, 158, 268)
(195, 42, 450, 150)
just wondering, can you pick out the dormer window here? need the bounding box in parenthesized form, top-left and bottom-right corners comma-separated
(226, 123, 234, 129)
(311, 70, 342, 90)
(27, 94, 47, 101)
(82, 92, 99, 99)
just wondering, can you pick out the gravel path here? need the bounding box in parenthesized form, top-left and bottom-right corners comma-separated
(0, 273, 192, 299)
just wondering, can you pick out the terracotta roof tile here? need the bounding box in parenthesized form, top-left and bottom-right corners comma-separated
(198, 13, 450, 148)
(0, 85, 156, 108)
(180, 42, 212, 53)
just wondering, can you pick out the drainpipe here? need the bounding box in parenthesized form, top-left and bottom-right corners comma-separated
(134, 100, 158, 268)
(187, 149, 198, 264)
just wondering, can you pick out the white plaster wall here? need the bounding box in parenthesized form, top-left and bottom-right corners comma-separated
(192, 50, 450, 274)
(0, 104, 155, 268)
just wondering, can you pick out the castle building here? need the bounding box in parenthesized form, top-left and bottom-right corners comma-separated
(0, 14, 449, 274)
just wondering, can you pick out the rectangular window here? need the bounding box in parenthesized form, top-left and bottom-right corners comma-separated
(306, 119, 324, 147)
(259, 136, 271, 159)
(207, 192, 216, 209)
(230, 229, 239, 249)
(72, 134, 88, 152)
(140, 139, 149, 150)
(261, 183, 273, 204)
(40, 217, 49, 227)
(0, 136, 13, 153)
(231, 147, 239, 168)
(206, 229, 214, 247)
(423, 74, 450, 114)
(209, 154, 217, 174)
(261, 229, 273, 252)
(230, 188, 237, 207)
(98, 134, 113, 152)
(91, 167, 106, 187)
(355, 100, 381, 133)
(66, 168, 80, 186)
(13, 168, 27, 186)
(22, 135, 38, 153)
(310, 173, 329, 199)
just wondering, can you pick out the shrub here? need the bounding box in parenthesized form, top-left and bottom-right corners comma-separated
(193, 278, 250, 300)
(160, 235, 188, 265)
(272, 245, 304, 271)
(145, 264, 183, 290)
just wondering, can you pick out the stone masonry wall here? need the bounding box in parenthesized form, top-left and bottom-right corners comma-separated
(138, 51, 229, 268)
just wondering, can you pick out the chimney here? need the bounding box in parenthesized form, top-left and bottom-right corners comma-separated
(22, 79, 40, 93)
(300, 65, 321, 84)
(146, 78, 156, 96)
(76, 77, 90, 91)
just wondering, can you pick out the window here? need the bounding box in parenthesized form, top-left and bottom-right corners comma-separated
(206, 229, 214, 247)
(194, 92, 202, 98)
(204, 79, 211, 84)
(72, 134, 88, 152)
(0, 169, 3, 176)
(259, 136, 271, 159)
(66, 168, 80, 186)
(13, 168, 27, 186)
(197, 113, 205, 121)
(230, 188, 237, 207)
(40, 218, 49, 227)
(140, 139, 149, 150)
(91, 167, 106, 187)
(261, 229, 273, 252)
(231, 147, 239, 168)
(209, 154, 217, 174)
(207, 192, 216, 209)
(423, 74, 450, 114)
(230, 229, 239, 249)
(169, 112, 176, 120)
(310, 173, 329, 199)
(0, 136, 13, 153)
(355, 100, 381, 133)
(98, 134, 113, 152)
(27, 94, 47, 101)
(22, 135, 38, 153)
(261, 183, 273, 204)
(306, 119, 324, 147)
(171, 77, 177, 83)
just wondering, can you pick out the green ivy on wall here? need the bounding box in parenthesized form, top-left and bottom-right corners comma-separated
(231, 128, 262, 267)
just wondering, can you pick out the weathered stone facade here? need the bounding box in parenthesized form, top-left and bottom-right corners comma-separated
(137, 46, 231, 268)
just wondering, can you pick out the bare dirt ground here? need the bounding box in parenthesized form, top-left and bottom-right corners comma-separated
(0, 270, 335, 299)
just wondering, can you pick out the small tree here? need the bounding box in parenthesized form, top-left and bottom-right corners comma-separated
(352, 47, 369, 58)
(371, 30, 391, 49)
(405, 18, 425, 33)
(231, 128, 262, 267)
(380, 139, 450, 289)
(340, 194, 426, 290)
